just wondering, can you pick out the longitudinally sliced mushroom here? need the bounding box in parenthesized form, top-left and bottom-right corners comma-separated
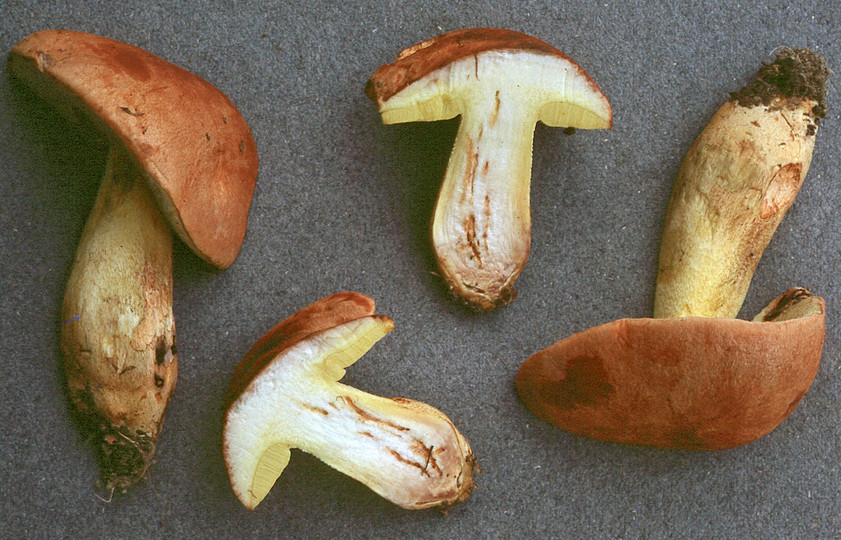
(9, 30, 258, 489)
(367, 28, 612, 310)
(516, 49, 828, 450)
(223, 292, 476, 511)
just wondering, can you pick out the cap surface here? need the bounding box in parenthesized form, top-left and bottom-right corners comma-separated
(8, 29, 258, 268)
(367, 28, 571, 105)
(516, 292, 826, 450)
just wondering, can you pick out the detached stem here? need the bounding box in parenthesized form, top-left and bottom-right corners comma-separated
(61, 145, 177, 489)
(653, 49, 827, 319)
(432, 93, 536, 309)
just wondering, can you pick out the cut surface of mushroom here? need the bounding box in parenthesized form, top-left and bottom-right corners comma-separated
(368, 28, 612, 310)
(9, 30, 258, 489)
(223, 292, 475, 511)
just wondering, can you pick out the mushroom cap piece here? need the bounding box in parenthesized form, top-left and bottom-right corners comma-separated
(516, 289, 826, 450)
(366, 27, 613, 129)
(8, 29, 258, 268)
(224, 291, 378, 407)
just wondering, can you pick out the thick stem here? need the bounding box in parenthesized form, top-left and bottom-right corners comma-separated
(654, 48, 827, 319)
(653, 99, 816, 319)
(61, 145, 177, 489)
(288, 383, 475, 510)
(432, 95, 536, 309)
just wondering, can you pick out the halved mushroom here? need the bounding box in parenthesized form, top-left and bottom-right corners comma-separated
(223, 292, 476, 511)
(9, 30, 258, 488)
(516, 48, 828, 450)
(367, 28, 612, 310)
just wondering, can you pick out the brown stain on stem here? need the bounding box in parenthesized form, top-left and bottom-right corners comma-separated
(459, 134, 482, 266)
(761, 163, 802, 218)
(343, 396, 410, 432)
(388, 447, 430, 476)
(464, 214, 482, 266)
(490, 90, 500, 126)
(303, 404, 330, 416)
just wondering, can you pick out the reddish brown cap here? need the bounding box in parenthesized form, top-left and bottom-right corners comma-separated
(367, 28, 574, 105)
(8, 30, 258, 268)
(516, 289, 826, 450)
(224, 292, 377, 406)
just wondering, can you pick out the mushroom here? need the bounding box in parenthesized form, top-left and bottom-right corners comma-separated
(223, 292, 476, 510)
(516, 49, 828, 450)
(9, 30, 258, 488)
(367, 28, 612, 310)
(517, 288, 825, 449)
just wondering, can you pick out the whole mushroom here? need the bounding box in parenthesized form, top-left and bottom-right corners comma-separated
(9, 30, 258, 489)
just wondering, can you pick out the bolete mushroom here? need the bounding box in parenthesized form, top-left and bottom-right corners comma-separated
(223, 292, 476, 510)
(516, 49, 828, 450)
(517, 288, 825, 449)
(9, 30, 258, 488)
(367, 28, 612, 310)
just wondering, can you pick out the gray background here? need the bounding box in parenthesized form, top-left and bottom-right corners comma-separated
(2, 1, 840, 538)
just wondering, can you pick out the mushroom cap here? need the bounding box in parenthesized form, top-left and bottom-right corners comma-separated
(8, 30, 258, 268)
(516, 290, 826, 450)
(366, 27, 612, 129)
(224, 292, 377, 406)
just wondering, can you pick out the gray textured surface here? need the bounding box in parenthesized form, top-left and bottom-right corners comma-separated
(2, 1, 840, 537)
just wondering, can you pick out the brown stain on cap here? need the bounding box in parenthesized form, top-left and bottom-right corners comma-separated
(87, 40, 153, 82)
(535, 356, 614, 411)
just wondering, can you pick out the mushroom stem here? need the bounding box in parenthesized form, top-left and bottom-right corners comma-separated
(653, 99, 817, 319)
(286, 383, 474, 510)
(432, 97, 535, 309)
(653, 48, 828, 319)
(61, 145, 177, 489)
